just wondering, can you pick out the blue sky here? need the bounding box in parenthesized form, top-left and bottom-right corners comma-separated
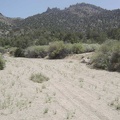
(0, 0, 120, 18)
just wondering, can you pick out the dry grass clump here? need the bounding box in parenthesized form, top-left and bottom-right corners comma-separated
(30, 73, 49, 83)
(110, 98, 120, 110)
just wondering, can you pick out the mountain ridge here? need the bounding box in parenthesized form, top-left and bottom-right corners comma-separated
(0, 3, 120, 44)
(0, 3, 119, 26)
(15, 3, 120, 33)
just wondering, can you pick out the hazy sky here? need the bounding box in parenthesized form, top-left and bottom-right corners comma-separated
(0, 0, 120, 18)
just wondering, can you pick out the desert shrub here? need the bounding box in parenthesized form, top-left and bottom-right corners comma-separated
(116, 104, 120, 110)
(9, 47, 18, 56)
(65, 43, 73, 54)
(72, 43, 84, 54)
(91, 40, 120, 72)
(14, 48, 25, 57)
(0, 55, 5, 70)
(24, 45, 48, 58)
(110, 99, 120, 110)
(30, 73, 49, 83)
(92, 52, 110, 69)
(82, 43, 100, 52)
(65, 43, 99, 54)
(48, 41, 67, 59)
(0, 47, 6, 54)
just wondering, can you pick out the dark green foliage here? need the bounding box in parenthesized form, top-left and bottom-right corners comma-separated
(13, 36, 33, 49)
(86, 30, 107, 43)
(107, 28, 120, 40)
(108, 52, 120, 72)
(14, 48, 24, 57)
(0, 47, 6, 54)
(0, 28, 109, 49)
(63, 33, 80, 43)
(92, 40, 120, 72)
(24, 46, 48, 58)
(0, 55, 5, 70)
(48, 41, 67, 59)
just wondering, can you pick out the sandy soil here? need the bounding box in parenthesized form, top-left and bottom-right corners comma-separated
(0, 53, 120, 120)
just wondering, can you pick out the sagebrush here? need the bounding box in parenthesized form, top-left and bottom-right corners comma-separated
(30, 73, 49, 83)
(91, 40, 120, 72)
(48, 41, 67, 59)
(24, 46, 48, 58)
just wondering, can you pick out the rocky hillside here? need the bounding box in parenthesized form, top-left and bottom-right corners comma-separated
(17, 3, 120, 32)
(0, 3, 120, 33)
(0, 3, 120, 47)
(0, 13, 22, 25)
(0, 13, 22, 37)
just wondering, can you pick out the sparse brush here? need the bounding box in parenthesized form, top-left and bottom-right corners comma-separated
(110, 98, 120, 110)
(43, 108, 49, 114)
(116, 104, 120, 110)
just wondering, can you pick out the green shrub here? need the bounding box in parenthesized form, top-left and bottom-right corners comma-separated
(48, 42, 99, 59)
(9, 47, 18, 56)
(65, 43, 73, 54)
(65, 43, 99, 54)
(14, 48, 24, 57)
(24, 45, 48, 58)
(0, 47, 6, 54)
(72, 43, 84, 54)
(82, 44, 100, 52)
(91, 40, 120, 72)
(48, 41, 67, 59)
(0, 55, 5, 70)
(92, 52, 110, 70)
(30, 73, 49, 83)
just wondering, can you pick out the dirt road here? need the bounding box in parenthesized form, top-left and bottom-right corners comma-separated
(0, 54, 120, 120)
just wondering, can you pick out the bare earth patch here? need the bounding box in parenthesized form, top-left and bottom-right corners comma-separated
(0, 54, 120, 120)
